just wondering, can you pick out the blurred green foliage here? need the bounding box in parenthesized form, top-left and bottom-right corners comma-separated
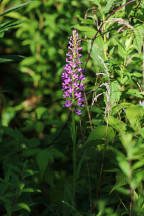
(0, 0, 144, 215)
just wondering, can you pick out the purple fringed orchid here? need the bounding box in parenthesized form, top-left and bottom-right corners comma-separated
(62, 30, 85, 115)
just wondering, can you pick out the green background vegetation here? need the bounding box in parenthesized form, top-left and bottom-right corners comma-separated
(0, 0, 144, 215)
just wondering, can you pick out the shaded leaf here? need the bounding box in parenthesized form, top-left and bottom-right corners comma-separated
(87, 125, 115, 143)
(16, 203, 31, 212)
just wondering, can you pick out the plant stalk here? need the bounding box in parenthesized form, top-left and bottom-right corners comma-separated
(71, 110, 77, 207)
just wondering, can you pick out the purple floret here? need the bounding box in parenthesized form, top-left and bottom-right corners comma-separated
(61, 30, 85, 115)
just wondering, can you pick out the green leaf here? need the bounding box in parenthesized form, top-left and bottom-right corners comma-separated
(36, 148, 65, 178)
(22, 148, 41, 157)
(111, 172, 128, 193)
(126, 89, 143, 98)
(104, 0, 115, 13)
(134, 25, 144, 53)
(0, 1, 32, 16)
(110, 81, 121, 106)
(132, 72, 142, 78)
(115, 150, 131, 178)
(0, 55, 25, 63)
(113, 37, 127, 58)
(126, 105, 144, 129)
(36, 107, 48, 119)
(22, 188, 41, 193)
(35, 121, 44, 133)
(112, 102, 131, 113)
(88, 36, 105, 71)
(1, 107, 16, 126)
(108, 116, 127, 133)
(16, 203, 31, 212)
(0, 32, 4, 38)
(36, 149, 50, 178)
(74, 25, 96, 38)
(87, 125, 115, 143)
(120, 133, 135, 159)
(0, 20, 23, 33)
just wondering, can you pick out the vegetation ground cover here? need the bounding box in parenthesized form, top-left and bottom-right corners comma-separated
(0, 0, 144, 215)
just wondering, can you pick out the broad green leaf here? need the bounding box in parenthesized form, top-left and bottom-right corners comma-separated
(87, 125, 115, 143)
(74, 25, 96, 38)
(36, 107, 48, 119)
(36, 148, 65, 178)
(88, 36, 105, 71)
(21, 56, 36, 66)
(108, 116, 126, 133)
(111, 172, 128, 193)
(126, 89, 143, 98)
(126, 105, 144, 129)
(116, 150, 131, 178)
(0, 32, 4, 38)
(104, 0, 115, 13)
(120, 133, 135, 159)
(110, 81, 121, 106)
(134, 25, 144, 53)
(1, 107, 16, 126)
(36, 149, 50, 178)
(132, 159, 144, 170)
(112, 102, 131, 113)
(132, 72, 142, 78)
(113, 37, 127, 58)
(130, 170, 144, 190)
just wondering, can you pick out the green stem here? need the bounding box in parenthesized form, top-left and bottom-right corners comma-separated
(71, 110, 77, 207)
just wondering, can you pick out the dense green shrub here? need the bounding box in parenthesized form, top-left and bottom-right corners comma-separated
(0, 0, 144, 215)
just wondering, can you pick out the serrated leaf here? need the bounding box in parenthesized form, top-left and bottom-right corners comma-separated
(110, 81, 121, 106)
(120, 133, 135, 159)
(134, 25, 144, 53)
(104, 0, 115, 13)
(111, 172, 128, 193)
